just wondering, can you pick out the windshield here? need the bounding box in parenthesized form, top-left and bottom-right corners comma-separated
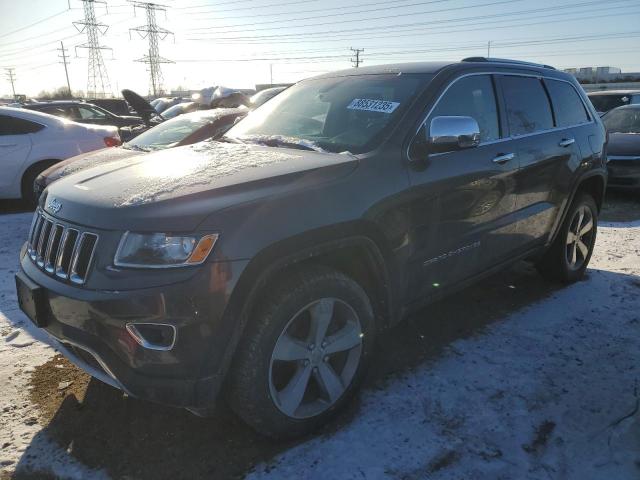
(589, 94, 631, 113)
(603, 108, 640, 134)
(226, 73, 432, 154)
(125, 112, 218, 151)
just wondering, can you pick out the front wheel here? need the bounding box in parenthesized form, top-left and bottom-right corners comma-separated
(226, 266, 375, 438)
(537, 193, 598, 283)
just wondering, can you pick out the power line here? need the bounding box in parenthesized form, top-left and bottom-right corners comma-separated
(74, 0, 112, 98)
(175, 0, 319, 12)
(350, 48, 364, 68)
(58, 41, 72, 97)
(129, 1, 174, 96)
(185, 0, 636, 43)
(0, 8, 71, 40)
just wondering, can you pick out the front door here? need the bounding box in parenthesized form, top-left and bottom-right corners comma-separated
(406, 74, 520, 301)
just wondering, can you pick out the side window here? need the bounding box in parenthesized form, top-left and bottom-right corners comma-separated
(429, 75, 500, 143)
(545, 79, 589, 127)
(0, 115, 45, 135)
(42, 106, 72, 119)
(501, 76, 553, 136)
(78, 106, 107, 120)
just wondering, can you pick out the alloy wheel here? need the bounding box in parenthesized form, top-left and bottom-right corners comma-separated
(565, 205, 595, 271)
(268, 298, 364, 419)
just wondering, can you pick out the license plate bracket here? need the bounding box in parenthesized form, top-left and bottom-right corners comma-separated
(15, 272, 48, 328)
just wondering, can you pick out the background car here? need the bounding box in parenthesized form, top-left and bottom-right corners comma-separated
(250, 86, 287, 109)
(0, 106, 120, 204)
(86, 98, 132, 116)
(602, 104, 640, 191)
(34, 107, 247, 199)
(588, 90, 640, 115)
(161, 101, 201, 119)
(23, 100, 142, 128)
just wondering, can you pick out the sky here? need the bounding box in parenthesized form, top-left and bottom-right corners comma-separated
(0, 0, 639, 98)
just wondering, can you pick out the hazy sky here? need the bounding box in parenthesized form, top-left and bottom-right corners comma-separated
(1, 0, 639, 97)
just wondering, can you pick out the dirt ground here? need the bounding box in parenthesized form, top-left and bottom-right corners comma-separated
(3, 190, 640, 479)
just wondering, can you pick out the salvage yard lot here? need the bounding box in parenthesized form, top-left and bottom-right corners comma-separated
(1, 193, 639, 480)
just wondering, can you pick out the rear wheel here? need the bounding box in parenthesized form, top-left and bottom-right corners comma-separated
(537, 193, 598, 283)
(226, 266, 375, 438)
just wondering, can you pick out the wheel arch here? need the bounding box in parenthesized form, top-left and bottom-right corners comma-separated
(20, 158, 61, 198)
(196, 221, 398, 406)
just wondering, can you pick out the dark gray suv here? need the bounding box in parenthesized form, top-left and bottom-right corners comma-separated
(16, 58, 607, 438)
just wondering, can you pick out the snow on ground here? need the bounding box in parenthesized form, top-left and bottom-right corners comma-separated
(0, 212, 639, 479)
(248, 220, 640, 480)
(0, 213, 106, 478)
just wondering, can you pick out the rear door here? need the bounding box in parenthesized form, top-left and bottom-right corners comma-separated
(498, 75, 581, 251)
(0, 115, 40, 195)
(406, 74, 521, 300)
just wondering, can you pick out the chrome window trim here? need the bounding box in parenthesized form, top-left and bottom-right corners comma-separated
(408, 71, 595, 159)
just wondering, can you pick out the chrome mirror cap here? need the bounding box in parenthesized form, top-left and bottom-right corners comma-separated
(429, 115, 481, 152)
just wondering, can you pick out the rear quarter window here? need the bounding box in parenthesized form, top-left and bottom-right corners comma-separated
(545, 79, 590, 127)
(0, 115, 45, 135)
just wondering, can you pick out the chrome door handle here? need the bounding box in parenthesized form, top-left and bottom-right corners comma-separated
(559, 138, 575, 147)
(492, 153, 515, 164)
(0, 144, 16, 147)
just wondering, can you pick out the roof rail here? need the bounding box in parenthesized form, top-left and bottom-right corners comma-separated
(462, 57, 556, 70)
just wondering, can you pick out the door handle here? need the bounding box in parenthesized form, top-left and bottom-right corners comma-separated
(559, 138, 575, 147)
(492, 153, 515, 164)
(0, 144, 17, 147)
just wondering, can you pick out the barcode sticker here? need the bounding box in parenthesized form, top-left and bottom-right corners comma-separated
(347, 98, 400, 113)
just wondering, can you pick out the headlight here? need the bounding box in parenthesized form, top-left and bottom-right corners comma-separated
(114, 232, 219, 268)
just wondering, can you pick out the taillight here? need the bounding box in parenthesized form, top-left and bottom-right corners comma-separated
(104, 136, 121, 147)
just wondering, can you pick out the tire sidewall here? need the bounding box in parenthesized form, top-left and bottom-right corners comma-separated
(230, 270, 376, 438)
(559, 194, 598, 282)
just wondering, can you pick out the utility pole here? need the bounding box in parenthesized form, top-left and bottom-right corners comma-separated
(58, 41, 72, 98)
(73, 0, 112, 98)
(129, 1, 174, 97)
(270, 63, 273, 85)
(5, 68, 16, 99)
(350, 47, 364, 68)
(487, 40, 492, 57)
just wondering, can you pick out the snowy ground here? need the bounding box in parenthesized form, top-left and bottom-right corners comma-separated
(1, 200, 639, 479)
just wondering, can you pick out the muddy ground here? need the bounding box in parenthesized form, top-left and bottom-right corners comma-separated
(4, 190, 640, 479)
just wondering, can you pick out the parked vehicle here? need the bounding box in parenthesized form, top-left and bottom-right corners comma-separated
(161, 101, 201, 119)
(34, 108, 248, 199)
(250, 86, 287, 109)
(602, 104, 640, 191)
(0, 106, 119, 204)
(16, 58, 606, 439)
(588, 90, 640, 115)
(23, 101, 143, 128)
(87, 98, 131, 116)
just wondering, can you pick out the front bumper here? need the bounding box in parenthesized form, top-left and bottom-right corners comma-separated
(17, 249, 249, 410)
(607, 157, 640, 190)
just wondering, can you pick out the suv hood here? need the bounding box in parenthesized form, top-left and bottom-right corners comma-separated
(44, 141, 358, 231)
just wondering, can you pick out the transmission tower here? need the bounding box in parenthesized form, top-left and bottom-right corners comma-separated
(5, 68, 16, 99)
(129, 1, 174, 97)
(350, 47, 364, 68)
(73, 0, 112, 98)
(58, 41, 72, 98)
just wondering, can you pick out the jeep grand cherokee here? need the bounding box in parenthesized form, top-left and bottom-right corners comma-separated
(16, 58, 607, 438)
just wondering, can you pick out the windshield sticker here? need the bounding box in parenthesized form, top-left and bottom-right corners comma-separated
(347, 98, 400, 114)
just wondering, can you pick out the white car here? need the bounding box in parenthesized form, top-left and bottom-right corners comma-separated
(0, 106, 120, 204)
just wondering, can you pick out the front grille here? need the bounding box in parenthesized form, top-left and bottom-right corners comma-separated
(27, 210, 99, 285)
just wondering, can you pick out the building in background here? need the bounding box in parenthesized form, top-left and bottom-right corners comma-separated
(565, 66, 640, 83)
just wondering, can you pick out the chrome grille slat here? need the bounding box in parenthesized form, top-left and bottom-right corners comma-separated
(26, 209, 99, 285)
(36, 220, 53, 267)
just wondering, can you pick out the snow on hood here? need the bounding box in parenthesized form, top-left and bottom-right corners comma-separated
(53, 148, 140, 181)
(113, 141, 302, 206)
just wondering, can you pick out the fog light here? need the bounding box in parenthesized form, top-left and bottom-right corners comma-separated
(125, 323, 176, 351)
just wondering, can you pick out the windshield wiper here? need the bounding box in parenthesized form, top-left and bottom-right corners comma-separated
(241, 136, 319, 152)
(123, 143, 149, 152)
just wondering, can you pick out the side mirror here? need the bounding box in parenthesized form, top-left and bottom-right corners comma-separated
(428, 116, 481, 153)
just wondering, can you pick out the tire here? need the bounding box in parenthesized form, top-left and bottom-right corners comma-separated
(21, 162, 56, 207)
(226, 266, 376, 438)
(536, 193, 598, 283)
